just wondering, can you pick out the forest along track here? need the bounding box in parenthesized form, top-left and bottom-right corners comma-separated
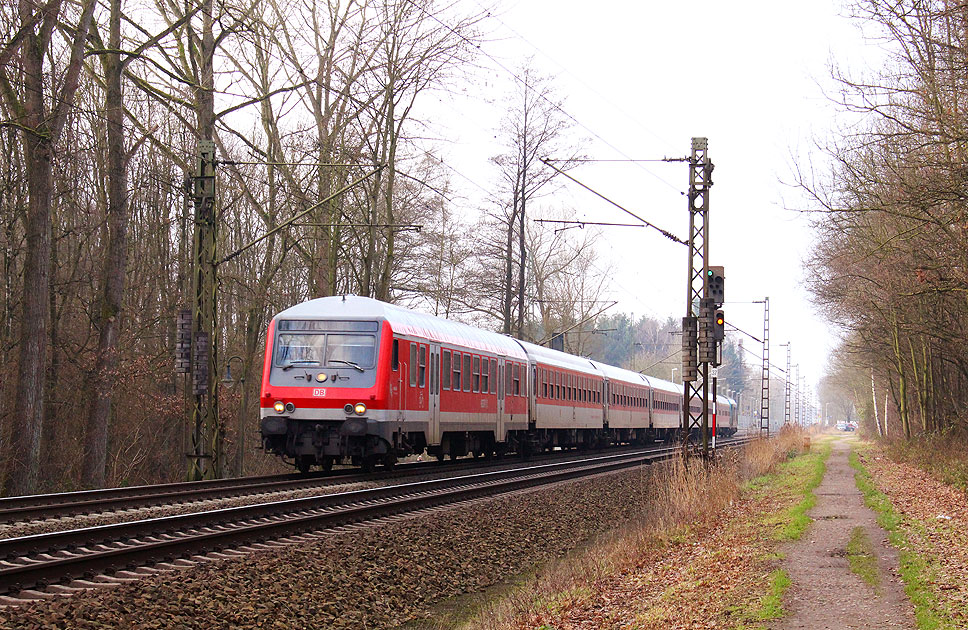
(0, 439, 747, 606)
(0, 442, 680, 528)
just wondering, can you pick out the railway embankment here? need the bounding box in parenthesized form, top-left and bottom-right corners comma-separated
(0, 458, 663, 629)
(457, 429, 824, 629)
(461, 434, 968, 630)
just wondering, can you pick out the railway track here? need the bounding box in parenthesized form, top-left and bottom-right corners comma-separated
(0, 442, 678, 525)
(0, 437, 751, 605)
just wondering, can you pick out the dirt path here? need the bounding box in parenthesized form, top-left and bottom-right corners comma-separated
(774, 436, 915, 630)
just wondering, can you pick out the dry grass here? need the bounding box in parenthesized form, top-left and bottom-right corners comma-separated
(461, 430, 809, 630)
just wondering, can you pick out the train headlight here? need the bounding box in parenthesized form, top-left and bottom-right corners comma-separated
(344, 404, 354, 414)
(316, 373, 327, 382)
(273, 401, 285, 414)
(285, 402, 296, 413)
(354, 403, 367, 416)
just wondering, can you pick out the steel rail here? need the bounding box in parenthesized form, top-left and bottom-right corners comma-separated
(0, 438, 752, 597)
(0, 449, 659, 594)
(0, 443, 679, 524)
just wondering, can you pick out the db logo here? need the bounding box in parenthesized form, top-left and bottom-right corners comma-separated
(312, 388, 327, 397)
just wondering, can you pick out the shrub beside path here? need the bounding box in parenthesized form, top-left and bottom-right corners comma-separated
(774, 436, 915, 629)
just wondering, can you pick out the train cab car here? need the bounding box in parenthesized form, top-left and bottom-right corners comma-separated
(259, 296, 529, 472)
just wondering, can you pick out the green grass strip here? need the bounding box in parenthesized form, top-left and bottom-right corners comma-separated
(846, 526, 880, 593)
(757, 569, 792, 620)
(849, 449, 956, 630)
(776, 442, 830, 541)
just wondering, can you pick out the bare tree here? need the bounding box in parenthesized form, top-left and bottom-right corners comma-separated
(491, 62, 582, 337)
(0, 0, 97, 495)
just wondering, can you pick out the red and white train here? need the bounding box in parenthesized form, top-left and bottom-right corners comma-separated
(259, 296, 737, 472)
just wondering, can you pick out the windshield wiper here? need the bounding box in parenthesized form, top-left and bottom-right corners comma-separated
(282, 360, 321, 371)
(329, 359, 365, 373)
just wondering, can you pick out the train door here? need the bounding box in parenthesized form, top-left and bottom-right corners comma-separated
(429, 343, 441, 445)
(601, 379, 609, 428)
(496, 357, 506, 443)
(529, 363, 537, 429)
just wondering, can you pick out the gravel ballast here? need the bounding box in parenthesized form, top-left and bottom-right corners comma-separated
(0, 465, 656, 629)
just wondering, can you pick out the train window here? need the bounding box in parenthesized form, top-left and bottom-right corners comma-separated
(512, 364, 520, 396)
(453, 352, 462, 391)
(506, 363, 512, 396)
(542, 372, 547, 399)
(442, 350, 451, 390)
(409, 343, 417, 386)
(490, 359, 497, 393)
(481, 358, 489, 393)
(391, 339, 399, 371)
(279, 320, 378, 332)
(473, 356, 481, 392)
(463, 353, 472, 392)
(418, 345, 427, 388)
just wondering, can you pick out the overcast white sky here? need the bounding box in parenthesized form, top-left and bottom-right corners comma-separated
(422, 0, 886, 403)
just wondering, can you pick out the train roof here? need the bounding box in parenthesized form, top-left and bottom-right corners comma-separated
(516, 339, 599, 373)
(588, 360, 649, 386)
(274, 296, 528, 360)
(641, 375, 682, 396)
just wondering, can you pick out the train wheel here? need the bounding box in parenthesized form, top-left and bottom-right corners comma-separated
(321, 456, 334, 472)
(296, 456, 313, 474)
(360, 455, 377, 473)
(383, 454, 397, 470)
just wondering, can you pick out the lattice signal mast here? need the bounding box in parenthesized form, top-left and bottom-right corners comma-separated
(760, 297, 770, 437)
(681, 138, 714, 458)
(783, 344, 792, 426)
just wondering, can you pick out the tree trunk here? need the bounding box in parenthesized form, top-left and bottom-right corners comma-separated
(82, 0, 130, 488)
(871, 368, 883, 437)
(889, 315, 911, 439)
(7, 138, 53, 496)
(502, 205, 516, 335)
(4, 0, 96, 495)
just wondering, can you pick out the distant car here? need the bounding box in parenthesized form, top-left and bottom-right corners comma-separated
(836, 422, 848, 431)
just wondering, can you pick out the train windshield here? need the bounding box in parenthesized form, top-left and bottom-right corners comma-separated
(274, 321, 378, 369)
